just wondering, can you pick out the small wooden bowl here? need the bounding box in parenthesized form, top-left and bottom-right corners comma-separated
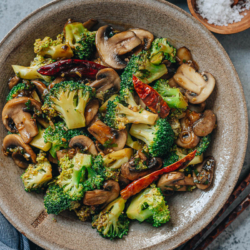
(187, 0, 250, 34)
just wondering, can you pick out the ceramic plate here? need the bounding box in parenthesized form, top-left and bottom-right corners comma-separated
(0, 0, 248, 249)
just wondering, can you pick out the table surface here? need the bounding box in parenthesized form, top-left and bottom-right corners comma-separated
(0, 0, 249, 250)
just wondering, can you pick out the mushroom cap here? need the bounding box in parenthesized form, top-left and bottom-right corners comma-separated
(84, 99, 100, 126)
(193, 110, 216, 137)
(129, 28, 154, 53)
(83, 180, 120, 206)
(2, 134, 36, 168)
(31, 80, 48, 98)
(173, 64, 215, 104)
(83, 18, 98, 30)
(89, 68, 121, 93)
(2, 97, 42, 143)
(48, 77, 65, 90)
(157, 172, 185, 191)
(69, 135, 98, 156)
(95, 25, 141, 69)
(8, 76, 21, 90)
(193, 156, 215, 190)
(121, 157, 162, 181)
(87, 119, 127, 151)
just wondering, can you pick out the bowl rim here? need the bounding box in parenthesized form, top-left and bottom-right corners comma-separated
(0, 0, 248, 249)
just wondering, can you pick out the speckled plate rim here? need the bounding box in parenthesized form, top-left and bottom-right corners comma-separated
(0, 1, 248, 250)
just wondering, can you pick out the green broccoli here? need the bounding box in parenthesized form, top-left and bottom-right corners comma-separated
(57, 153, 92, 201)
(6, 82, 33, 102)
(21, 152, 52, 193)
(126, 186, 170, 227)
(188, 134, 211, 156)
(130, 118, 174, 157)
(44, 182, 80, 215)
(104, 96, 158, 130)
(74, 205, 94, 222)
(12, 55, 53, 82)
(34, 34, 73, 59)
(154, 79, 188, 109)
(64, 22, 96, 60)
(43, 121, 87, 158)
(92, 197, 130, 240)
(150, 38, 176, 64)
(119, 51, 168, 103)
(164, 146, 203, 167)
(42, 80, 95, 129)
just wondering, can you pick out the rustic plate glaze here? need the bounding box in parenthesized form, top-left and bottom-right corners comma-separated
(0, 1, 248, 250)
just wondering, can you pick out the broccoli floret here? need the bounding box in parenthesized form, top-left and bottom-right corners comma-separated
(6, 82, 32, 102)
(12, 55, 53, 82)
(126, 186, 170, 227)
(43, 121, 87, 158)
(154, 79, 188, 109)
(64, 22, 96, 60)
(188, 134, 211, 156)
(21, 152, 52, 193)
(164, 146, 203, 166)
(92, 197, 130, 240)
(44, 182, 80, 215)
(104, 96, 158, 130)
(119, 51, 168, 103)
(74, 205, 94, 222)
(130, 118, 174, 157)
(34, 34, 73, 59)
(150, 38, 176, 64)
(42, 80, 95, 129)
(57, 153, 92, 201)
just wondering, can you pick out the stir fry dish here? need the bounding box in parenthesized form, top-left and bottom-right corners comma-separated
(1, 18, 217, 240)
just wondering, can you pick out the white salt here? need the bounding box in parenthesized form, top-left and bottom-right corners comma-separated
(196, 0, 250, 26)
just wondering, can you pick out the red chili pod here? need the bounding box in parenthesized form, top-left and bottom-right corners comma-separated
(133, 75, 170, 118)
(120, 150, 196, 200)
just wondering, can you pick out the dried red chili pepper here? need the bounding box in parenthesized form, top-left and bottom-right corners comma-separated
(120, 150, 196, 200)
(133, 75, 170, 118)
(37, 59, 106, 79)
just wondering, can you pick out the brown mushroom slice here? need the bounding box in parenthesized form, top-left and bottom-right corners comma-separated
(8, 76, 21, 89)
(88, 120, 127, 151)
(121, 157, 162, 181)
(173, 64, 215, 104)
(56, 148, 77, 161)
(193, 157, 215, 190)
(193, 110, 216, 137)
(176, 47, 193, 64)
(176, 130, 200, 149)
(96, 25, 142, 69)
(83, 180, 120, 206)
(69, 135, 98, 156)
(130, 28, 154, 54)
(84, 99, 100, 126)
(2, 134, 36, 168)
(188, 102, 206, 113)
(31, 80, 48, 97)
(83, 19, 98, 30)
(48, 77, 65, 90)
(89, 68, 121, 94)
(157, 172, 185, 191)
(2, 97, 42, 143)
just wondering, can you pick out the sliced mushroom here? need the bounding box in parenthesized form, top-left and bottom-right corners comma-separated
(83, 180, 120, 207)
(193, 110, 216, 137)
(119, 174, 131, 189)
(193, 157, 215, 190)
(69, 135, 98, 156)
(173, 64, 215, 104)
(31, 80, 48, 98)
(2, 134, 36, 168)
(84, 99, 100, 126)
(83, 19, 98, 30)
(121, 157, 162, 181)
(2, 97, 42, 143)
(56, 148, 77, 161)
(8, 76, 21, 89)
(176, 47, 193, 64)
(48, 77, 65, 90)
(188, 102, 206, 113)
(176, 117, 200, 149)
(89, 68, 121, 94)
(157, 172, 185, 191)
(88, 119, 127, 151)
(129, 28, 154, 54)
(95, 25, 141, 69)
